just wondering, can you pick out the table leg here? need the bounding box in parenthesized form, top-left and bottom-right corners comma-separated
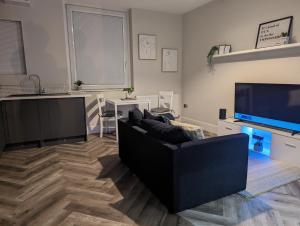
(115, 104, 119, 142)
(147, 101, 151, 111)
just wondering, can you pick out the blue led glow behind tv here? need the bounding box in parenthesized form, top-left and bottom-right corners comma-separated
(235, 83, 300, 132)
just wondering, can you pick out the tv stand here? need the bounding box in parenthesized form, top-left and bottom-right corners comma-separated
(291, 131, 300, 136)
(218, 118, 300, 167)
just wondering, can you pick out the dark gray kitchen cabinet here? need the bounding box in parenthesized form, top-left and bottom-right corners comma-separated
(3, 100, 40, 144)
(0, 103, 5, 152)
(2, 97, 87, 150)
(39, 98, 86, 140)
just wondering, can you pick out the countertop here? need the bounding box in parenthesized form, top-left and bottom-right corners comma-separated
(0, 93, 92, 101)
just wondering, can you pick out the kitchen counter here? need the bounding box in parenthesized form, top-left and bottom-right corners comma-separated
(0, 93, 91, 101)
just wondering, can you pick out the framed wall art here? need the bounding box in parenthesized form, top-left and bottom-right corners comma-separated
(255, 16, 293, 49)
(138, 34, 157, 60)
(162, 48, 178, 72)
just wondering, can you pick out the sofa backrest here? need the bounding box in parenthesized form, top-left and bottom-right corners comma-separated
(140, 119, 191, 144)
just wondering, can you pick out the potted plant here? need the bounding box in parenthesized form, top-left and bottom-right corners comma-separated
(207, 46, 219, 67)
(74, 80, 84, 90)
(123, 87, 134, 99)
(281, 32, 289, 45)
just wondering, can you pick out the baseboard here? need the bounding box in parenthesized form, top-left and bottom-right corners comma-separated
(181, 116, 218, 134)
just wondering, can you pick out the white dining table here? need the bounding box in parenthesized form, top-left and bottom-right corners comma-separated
(106, 98, 151, 141)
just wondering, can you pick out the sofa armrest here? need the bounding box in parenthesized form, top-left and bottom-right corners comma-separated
(174, 133, 249, 212)
(118, 119, 179, 211)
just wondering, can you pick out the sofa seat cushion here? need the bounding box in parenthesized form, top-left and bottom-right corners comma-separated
(141, 119, 191, 144)
(170, 120, 205, 140)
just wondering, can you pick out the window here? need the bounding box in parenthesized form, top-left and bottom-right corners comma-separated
(66, 5, 130, 90)
(0, 19, 26, 75)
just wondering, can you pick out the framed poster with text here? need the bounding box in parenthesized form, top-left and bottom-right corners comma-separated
(255, 16, 293, 49)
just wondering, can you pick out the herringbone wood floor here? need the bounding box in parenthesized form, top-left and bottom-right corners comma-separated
(0, 135, 300, 226)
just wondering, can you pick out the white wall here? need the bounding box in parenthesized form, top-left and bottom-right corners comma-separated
(0, 0, 68, 95)
(130, 9, 183, 115)
(0, 1, 183, 133)
(182, 0, 300, 133)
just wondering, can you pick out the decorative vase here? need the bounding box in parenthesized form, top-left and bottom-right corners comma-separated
(254, 141, 263, 153)
(74, 85, 81, 91)
(281, 36, 290, 45)
(126, 93, 130, 99)
(126, 92, 134, 99)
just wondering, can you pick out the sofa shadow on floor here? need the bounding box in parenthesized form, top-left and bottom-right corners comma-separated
(97, 153, 184, 226)
(97, 153, 275, 226)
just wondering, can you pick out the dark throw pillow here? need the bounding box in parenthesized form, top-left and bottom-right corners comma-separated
(141, 119, 191, 144)
(128, 108, 143, 126)
(161, 113, 175, 121)
(144, 109, 166, 123)
(160, 113, 176, 124)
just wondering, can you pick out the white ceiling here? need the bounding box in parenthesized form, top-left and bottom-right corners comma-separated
(92, 0, 213, 14)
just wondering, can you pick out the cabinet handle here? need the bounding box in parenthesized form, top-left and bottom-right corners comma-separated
(225, 127, 233, 130)
(285, 143, 296, 148)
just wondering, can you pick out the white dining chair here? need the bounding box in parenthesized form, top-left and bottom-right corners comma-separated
(96, 94, 123, 138)
(136, 95, 157, 111)
(150, 91, 174, 115)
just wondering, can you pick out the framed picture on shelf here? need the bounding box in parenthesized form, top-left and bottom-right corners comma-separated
(224, 45, 231, 54)
(218, 44, 231, 54)
(162, 48, 178, 72)
(218, 44, 226, 55)
(255, 16, 293, 49)
(138, 34, 157, 60)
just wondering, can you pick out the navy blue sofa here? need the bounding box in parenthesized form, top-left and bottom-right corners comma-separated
(118, 118, 249, 213)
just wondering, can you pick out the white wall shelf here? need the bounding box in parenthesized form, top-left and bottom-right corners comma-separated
(213, 43, 300, 61)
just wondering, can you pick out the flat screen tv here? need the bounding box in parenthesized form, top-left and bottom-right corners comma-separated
(235, 83, 300, 132)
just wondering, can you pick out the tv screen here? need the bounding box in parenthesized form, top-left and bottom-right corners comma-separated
(235, 83, 300, 132)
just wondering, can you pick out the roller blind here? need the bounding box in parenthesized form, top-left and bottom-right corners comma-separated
(66, 5, 129, 89)
(0, 19, 26, 75)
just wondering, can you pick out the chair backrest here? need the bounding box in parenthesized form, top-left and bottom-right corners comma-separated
(96, 94, 106, 116)
(136, 95, 158, 110)
(158, 91, 173, 110)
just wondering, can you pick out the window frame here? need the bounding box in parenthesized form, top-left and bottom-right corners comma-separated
(66, 5, 131, 90)
(0, 18, 27, 76)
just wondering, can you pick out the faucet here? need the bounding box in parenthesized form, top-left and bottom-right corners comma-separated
(28, 74, 44, 95)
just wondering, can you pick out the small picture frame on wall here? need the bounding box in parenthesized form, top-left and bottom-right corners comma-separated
(138, 34, 157, 60)
(255, 16, 293, 49)
(219, 44, 231, 55)
(162, 48, 178, 72)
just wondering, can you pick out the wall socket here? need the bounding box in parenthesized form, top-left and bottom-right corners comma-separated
(183, 104, 188, 108)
